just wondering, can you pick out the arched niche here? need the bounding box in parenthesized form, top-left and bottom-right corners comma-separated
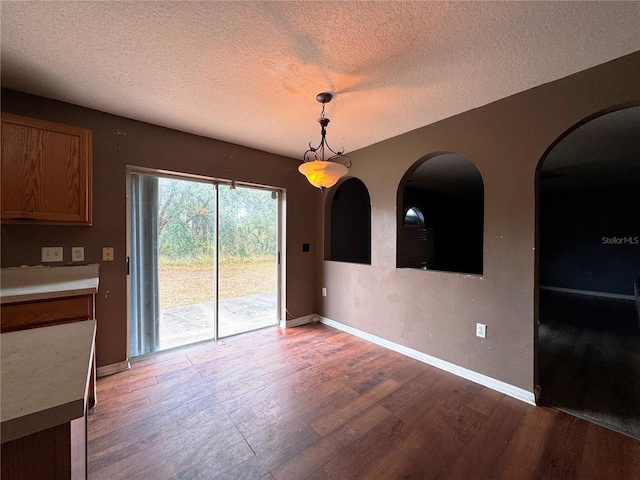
(324, 177, 371, 265)
(397, 152, 484, 274)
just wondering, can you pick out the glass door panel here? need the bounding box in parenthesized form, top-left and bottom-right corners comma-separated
(130, 173, 280, 358)
(130, 173, 216, 356)
(218, 185, 278, 337)
(157, 177, 216, 350)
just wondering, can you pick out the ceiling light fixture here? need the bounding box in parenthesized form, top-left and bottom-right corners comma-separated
(299, 92, 352, 190)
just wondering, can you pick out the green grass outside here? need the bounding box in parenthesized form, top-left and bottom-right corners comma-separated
(158, 256, 277, 310)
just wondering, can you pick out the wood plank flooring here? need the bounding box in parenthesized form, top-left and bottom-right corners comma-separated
(538, 290, 640, 439)
(89, 323, 640, 479)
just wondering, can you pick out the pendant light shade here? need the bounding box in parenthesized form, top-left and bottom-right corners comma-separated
(298, 159, 349, 189)
(299, 92, 352, 190)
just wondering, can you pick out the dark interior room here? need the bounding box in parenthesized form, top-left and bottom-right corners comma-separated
(537, 106, 640, 439)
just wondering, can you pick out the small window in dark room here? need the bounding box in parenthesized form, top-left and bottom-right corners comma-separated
(397, 153, 484, 274)
(399, 206, 433, 269)
(326, 178, 371, 265)
(404, 207, 425, 227)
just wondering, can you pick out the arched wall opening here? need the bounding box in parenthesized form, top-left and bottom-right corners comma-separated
(536, 104, 640, 438)
(324, 177, 371, 265)
(397, 152, 484, 274)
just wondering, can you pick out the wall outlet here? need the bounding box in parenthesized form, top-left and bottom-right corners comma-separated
(71, 246, 84, 262)
(476, 323, 487, 338)
(322, 287, 327, 297)
(102, 247, 114, 261)
(41, 247, 63, 262)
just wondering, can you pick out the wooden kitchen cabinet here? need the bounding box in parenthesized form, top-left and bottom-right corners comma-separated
(1, 113, 92, 225)
(0, 265, 100, 410)
(1, 414, 87, 480)
(0, 294, 97, 408)
(1, 321, 96, 480)
(0, 295, 94, 333)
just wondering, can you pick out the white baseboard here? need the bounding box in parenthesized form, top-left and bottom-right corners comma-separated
(280, 314, 319, 329)
(540, 285, 634, 301)
(97, 360, 131, 377)
(318, 316, 536, 406)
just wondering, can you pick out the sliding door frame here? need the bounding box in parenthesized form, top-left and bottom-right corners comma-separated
(126, 166, 283, 360)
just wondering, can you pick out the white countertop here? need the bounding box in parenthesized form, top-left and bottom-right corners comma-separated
(1, 320, 96, 443)
(0, 264, 99, 304)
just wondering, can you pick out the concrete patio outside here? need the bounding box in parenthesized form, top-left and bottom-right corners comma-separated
(158, 292, 278, 350)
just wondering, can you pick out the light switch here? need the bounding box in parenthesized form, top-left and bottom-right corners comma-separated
(102, 247, 114, 261)
(476, 323, 487, 339)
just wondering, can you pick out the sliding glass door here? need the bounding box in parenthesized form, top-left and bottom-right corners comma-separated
(129, 172, 279, 358)
(218, 184, 278, 337)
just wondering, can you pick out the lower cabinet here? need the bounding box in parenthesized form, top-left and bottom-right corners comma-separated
(0, 296, 97, 479)
(1, 408, 87, 480)
(0, 294, 97, 407)
(1, 295, 93, 331)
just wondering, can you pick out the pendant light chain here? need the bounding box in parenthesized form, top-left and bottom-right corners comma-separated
(298, 92, 352, 190)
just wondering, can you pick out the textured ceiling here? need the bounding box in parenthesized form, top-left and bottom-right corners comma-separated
(1, 1, 639, 161)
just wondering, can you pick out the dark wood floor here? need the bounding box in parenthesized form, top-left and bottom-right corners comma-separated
(538, 290, 640, 439)
(89, 323, 640, 480)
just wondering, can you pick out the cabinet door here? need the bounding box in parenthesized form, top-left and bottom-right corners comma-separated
(1, 113, 92, 225)
(0, 295, 94, 333)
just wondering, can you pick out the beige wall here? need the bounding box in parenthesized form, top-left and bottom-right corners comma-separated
(1, 90, 318, 367)
(316, 52, 640, 391)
